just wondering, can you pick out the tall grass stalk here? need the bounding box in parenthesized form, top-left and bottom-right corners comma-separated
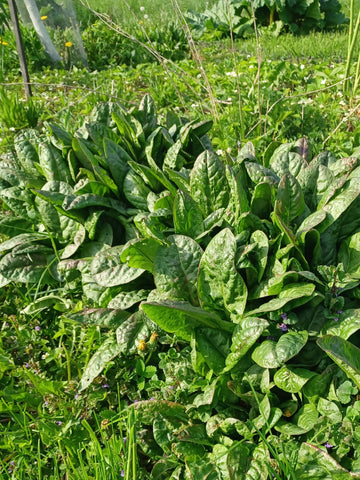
(344, 0, 360, 98)
(225, 0, 243, 138)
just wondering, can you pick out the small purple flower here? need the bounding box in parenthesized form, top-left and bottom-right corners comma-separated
(334, 317, 339, 322)
(35, 325, 41, 331)
(120, 470, 125, 478)
(325, 441, 333, 449)
(24, 363, 30, 368)
(281, 313, 288, 321)
(123, 436, 127, 445)
(9, 461, 15, 467)
(44, 401, 49, 406)
(266, 336, 276, 341)
(133, 399, 139, 403)
(149, 397, 155, 401)
(74, 394, 79, 400)
(8, 468, 13, 474)
(279, 323, 288, 332)
(169, 385, 174, 390)
(102, 383, 109, 389)
(55, 420, 62, 426)
(337, 310, 343, 314)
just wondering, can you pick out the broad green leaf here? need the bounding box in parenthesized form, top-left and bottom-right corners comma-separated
(116, 310, 150, 355)
(173, 190, 204, 238)
(129, 160, 163, 192)
(275, 404, 318, 435)
(226, 165, 250, 222)
(295, 442, 356, 479)
(14, 129, 41, 176)
(91, 245, 145, 287)
(338, 232, 360, 277)
(195, 327, 231, 375)
(198, 228, 247, 320)
(131, 399, 187, 424)
(317, 398, 342, 423)
(65, 308, 130, 328)
(80, 335, 122, 391)
(38, 143, 72, 183)
(246, 282, 315, 316)
(274, 366, 316, 393)
(190, 150, 230, 217)
(252, 331, 308, 368)
(250, 181, 272, 220)
(0, 186, 37, 220)
(185, 459, 222, 480)
(227, 442, 269, 480)
(269, 143, 307, 179)
(0, 251, 53, 284)
(275, 173, 305, 225)
(21, 295, 72, 315)
(249, 230, 269, 282)
(103, 138, 131, 190)
(62, 193, 126, 215)
(154, 235, 203, 304)
(321, 309, 360, 340)
(225, 317, 269, 371)
(0, 233, 49, 253)
(120, 238, 162, 273)
(164, 167, 190, 193)
(245, 161, 279, 185)
(123, 170, 151, 210)
(141, 301, 234, 341)
(317, 335, 360, 389)
(108, 289, 150, 309)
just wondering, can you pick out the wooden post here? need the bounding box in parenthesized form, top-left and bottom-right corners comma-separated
(7, 0, 32, 98)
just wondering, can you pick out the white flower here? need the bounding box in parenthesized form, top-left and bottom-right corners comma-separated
(216, 149, 223, 155)
(300, 64, 305, 70)
(140, 6, 145, 11)
(320, 79, 326, 85)
(225, 71, 236, 77)
(144, 14, 149, 19)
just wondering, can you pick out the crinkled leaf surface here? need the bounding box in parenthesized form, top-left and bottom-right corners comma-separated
(252, 331, 308, 368)
(198, 228, 247, 319)
(190, 150, 230, 217)
(91, 245, 145, 287)
(154, 235, 203, 304)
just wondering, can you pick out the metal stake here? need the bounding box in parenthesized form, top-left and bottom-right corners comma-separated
(7, 0, 32, 98)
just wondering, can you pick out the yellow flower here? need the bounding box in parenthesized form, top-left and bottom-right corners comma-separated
(41, 15, 47, 20)
(1, 41, 7, 46)
(65, 42, 73, 48)
(138, 340, 147, 351)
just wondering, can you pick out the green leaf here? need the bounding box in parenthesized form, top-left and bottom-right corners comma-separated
(275, 404, 319, 435)
(173, 190, 204, 238)
(252, 331, 308, 368)
(108, 289, 150, 310)
(190, 150, 230, 217)
(0, 251, 53, 284)
(247, 282, 315, 316)
(153, 235, 203, 304)
(80, 335, 122, 391)
(90, 245, 145, 287)
(250, 181, 273, 219)
(116, 310, 150, 355)
(38, 143, 72, 183)
(65, 308, 130, 328)
(338, 232, 360, 277)
(225, 317, 269, 371)
(0, 233, 49, 253)
(249, 230, 269, 282)
(141, 301, 234, 341)
(295, 442, 355, 479)
(103, 138, 131, 190)
(274, 365, 316, 393)
(21, 295, 72, 315)
(195, 327, 231, 375)
(317, 398, 342, 423)
(275, 173, 305, 225)
(321, 309, 360, 340)
(123, 169, 151, 210)
(120, 238, 162, 273)
(317, 335, 360, 389)
(198, 228, 247, 320)
(269, 143, 307, 179)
